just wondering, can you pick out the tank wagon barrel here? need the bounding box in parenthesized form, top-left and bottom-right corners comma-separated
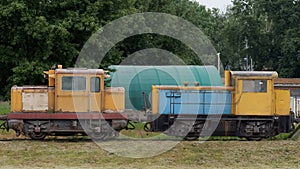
(108, 65, 223, 110)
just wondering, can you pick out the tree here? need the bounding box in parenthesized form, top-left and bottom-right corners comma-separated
(113, 0, 217, 66)
(0, 0, 137, 99)
(216, 0, 300, 77)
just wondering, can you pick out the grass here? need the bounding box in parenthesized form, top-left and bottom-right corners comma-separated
(121, 122, 163, 138)
(0, 135, 300, 169)
(0, 102, 9, 115)
(0, 102, 9, 129)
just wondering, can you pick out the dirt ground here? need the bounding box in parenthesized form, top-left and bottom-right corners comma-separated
(0, 130, 300, 169)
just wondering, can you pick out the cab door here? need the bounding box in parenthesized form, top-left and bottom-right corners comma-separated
(89, 76, 102, 112)
(55, 74, 89, 112)
(235, 79, 274, 116)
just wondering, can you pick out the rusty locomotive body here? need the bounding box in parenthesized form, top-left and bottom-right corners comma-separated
(5, 66, 127, 140)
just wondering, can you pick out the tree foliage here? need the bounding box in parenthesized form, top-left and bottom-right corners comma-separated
(217, 0, 300, 75)
(0, 0, 136, 99)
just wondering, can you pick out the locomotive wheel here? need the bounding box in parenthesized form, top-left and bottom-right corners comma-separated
(183, 136, 199, 141)
(29, 132, 47, 140)
(246, 137, 262, 141)
(89, 132, 106, 141)
(90, 132, 109, 141)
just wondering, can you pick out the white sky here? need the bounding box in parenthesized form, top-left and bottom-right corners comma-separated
(194, 0, 232, 11)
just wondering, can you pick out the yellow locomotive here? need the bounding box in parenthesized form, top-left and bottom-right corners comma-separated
(8, 65, 127, 140)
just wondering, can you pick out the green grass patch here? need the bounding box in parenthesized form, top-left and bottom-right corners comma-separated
(270, 133, 290, 140)
(1, 138, 300, 168)
(206, 136, 244, 141)
(121, 122, 162, 138)
(0, 102, 10, 115)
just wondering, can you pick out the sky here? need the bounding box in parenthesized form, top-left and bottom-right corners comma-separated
(194, 0, 233, 11)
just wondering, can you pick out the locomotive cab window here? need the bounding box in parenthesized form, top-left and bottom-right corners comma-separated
(242, 80, 267, 93)
(90, 77, 100, 92)
(62, 76, 86, 91)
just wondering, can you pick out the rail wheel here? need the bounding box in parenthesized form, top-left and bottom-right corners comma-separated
(90, 131, 109, 141)
(183, 136, 199, 141)
(29, 132, 47, 140)
(90, 130, 119, 141)
(246, 137, 262, 141)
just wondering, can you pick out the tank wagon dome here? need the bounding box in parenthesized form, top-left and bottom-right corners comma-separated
(108, 65, 223, 110)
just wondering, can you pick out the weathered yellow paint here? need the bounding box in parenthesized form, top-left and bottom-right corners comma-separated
(231, 90, 236, 115)
(10, 86, 22, 112)
(48, 70, 55, 87)
(11, 86, 49, 112)
(48, 87, 55, 112)
(44, 70, 55, 87)
(55, 92, 90, 112)
(55, 73, 90, 112)
(87, 75, 103, 112)
(225, 70, 231, 87)
(275, 89, 290, 116)
(12, 67, 116, 114)
(104, 87, 125, 112)
(234, 79, 274, 116)
(101, 76, 105, 111)
(90, 93, 101, 112)
(54, 71, 108, 113)
(151, 86, 159, 115)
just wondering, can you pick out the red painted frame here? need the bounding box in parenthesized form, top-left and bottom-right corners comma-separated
(7, 112, 128, 120)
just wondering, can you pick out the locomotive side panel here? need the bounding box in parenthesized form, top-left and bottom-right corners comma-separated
(104, 87, 125, 112)
(152, 86, 232, 115)
(48, 87, 55, 112)
(22, 92, 48, 111)
(234, 79, 274, 116)
(11, 86, 22, 112)
(11, 86, 48, 112)
(275, 89, 290, 116)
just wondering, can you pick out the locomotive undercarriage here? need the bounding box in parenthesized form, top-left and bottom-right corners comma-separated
(147, 114, 292, 140)
(7, 115, 128, 140)
(2, 112, 294, 141)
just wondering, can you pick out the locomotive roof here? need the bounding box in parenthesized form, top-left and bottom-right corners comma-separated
(55, 68, 105, 75)
(231, 71, 278, 79)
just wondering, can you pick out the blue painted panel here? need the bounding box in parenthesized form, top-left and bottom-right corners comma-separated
(158, 89, 232, 115)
